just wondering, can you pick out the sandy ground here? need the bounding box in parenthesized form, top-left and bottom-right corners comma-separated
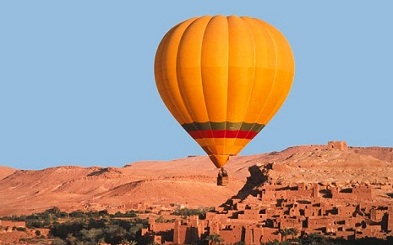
(0, 143, 392, 216)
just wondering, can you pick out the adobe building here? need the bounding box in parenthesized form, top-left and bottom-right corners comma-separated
(144, 141, 393, 244)
(327, 141, 348, 151)
(0, 220, 26, 232)
(145, 179, 393, 244)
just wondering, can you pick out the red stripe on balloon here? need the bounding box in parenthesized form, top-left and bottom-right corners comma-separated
(188, 130, 258, 139)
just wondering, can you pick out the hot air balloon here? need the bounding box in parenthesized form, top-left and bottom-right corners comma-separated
(154, 15, 295, 184)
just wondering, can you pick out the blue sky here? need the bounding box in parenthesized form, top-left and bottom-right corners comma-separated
(1, 1, 392, 170)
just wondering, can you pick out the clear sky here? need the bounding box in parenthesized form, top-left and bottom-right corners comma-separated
(1, 1, 392, 170)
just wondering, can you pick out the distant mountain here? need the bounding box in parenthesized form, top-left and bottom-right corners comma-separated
(0, 142, 392, 217)
(0, 166, 16, 180)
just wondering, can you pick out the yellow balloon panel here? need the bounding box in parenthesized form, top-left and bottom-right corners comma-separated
(201, 67, 228, 122)
(200, 16, 229, 122)
(155, 18, 198, 125)
(176, 17, 211, 123)
(227, 67, 257, 122)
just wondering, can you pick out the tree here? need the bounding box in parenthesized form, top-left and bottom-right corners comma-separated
(52, 238, 67, 245)
(206, 233, 224, 245)
(79, 228, 104, 243)
(287, 228, 297, 240)
(279, 228, 297, 241)
(263, 240, 281, 245)
(301, 233, 333, 245)
(130, 223, 143, 237)
(65, 234, 77, 245)
(103, 224, 128, 244)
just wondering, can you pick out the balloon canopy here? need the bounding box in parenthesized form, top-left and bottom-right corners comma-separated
(154, 15, 295, 168)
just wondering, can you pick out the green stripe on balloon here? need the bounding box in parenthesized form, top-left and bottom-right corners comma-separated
(181, 122, 265, 135)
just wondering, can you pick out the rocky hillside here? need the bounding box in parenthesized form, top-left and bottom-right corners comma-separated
(0, 166, 16, 180)
(0, 142, 392, 217)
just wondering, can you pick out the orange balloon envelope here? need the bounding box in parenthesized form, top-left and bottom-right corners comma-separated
(154, 15, 295, 168)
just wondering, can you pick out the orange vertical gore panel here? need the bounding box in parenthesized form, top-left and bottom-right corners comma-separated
(209, 154, 230, 168)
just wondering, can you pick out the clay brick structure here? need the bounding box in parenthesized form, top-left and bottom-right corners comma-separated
(0, 220, 26, 229)
(331, 185, 372, 201)
(327, 141, 348, 151)
(387, 207, 393, 232)
(144, 144, 393, 244)
(145, 179, 393, 244)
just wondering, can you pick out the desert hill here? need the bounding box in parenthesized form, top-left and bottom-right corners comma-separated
(0, 166, 16, 180)
(1, 142, 393, 217)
